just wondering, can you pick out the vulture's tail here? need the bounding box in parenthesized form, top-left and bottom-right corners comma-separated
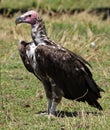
(87, 98, 103, 110)
(84, 74, 104, 110)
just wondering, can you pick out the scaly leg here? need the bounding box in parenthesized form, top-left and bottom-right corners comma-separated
(47, 98, 52, 114)
(49, 101, 58, 116)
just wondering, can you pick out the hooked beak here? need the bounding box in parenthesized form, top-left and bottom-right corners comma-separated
(15, 17, 24, 25)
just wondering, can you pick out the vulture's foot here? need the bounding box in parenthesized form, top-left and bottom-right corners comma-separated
(40, 111, 49, 116)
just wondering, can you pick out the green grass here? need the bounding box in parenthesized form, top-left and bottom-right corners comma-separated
(0, 0, 36, 10)
(38, 0, 110, 11)
(0, 0, 110, 11)
(0, 11, 110, 129)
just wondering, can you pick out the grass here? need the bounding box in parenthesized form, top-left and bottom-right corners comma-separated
(38, 0, 110, 11)
(0, 0, 36, 10)
(0, 0, 110, 11)
(0, 11, 110, 130)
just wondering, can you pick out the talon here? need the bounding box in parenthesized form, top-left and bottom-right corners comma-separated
(48, 113, 56, 119)
(36, 111, 48, 116)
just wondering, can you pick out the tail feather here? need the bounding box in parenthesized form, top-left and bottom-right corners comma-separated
(87, 99, 103, 110)
(94, 101, 103, 110)
(78, 74, 104, 110)
(84, 90, 103, 110)
(84, 74, 104, 99)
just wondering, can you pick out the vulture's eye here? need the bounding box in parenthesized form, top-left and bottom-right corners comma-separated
(28, 15, 31, 17)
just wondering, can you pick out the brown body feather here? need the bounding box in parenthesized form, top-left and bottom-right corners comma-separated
(18, 41, 104, 110)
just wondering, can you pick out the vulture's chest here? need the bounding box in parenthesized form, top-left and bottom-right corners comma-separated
(26, 43, 37, 66)
(25, 43, 46, 80)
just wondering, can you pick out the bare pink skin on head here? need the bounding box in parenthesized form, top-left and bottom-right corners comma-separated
(21, 10, 39, 25)
(16, 10, 39, 25)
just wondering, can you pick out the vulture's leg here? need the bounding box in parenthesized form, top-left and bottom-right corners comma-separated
(47, 98, 52, 114)
(43, 80, 53, 115)
(49, 84, 63, 116)
(39, 98, 52, 116)
(43, 80, 63, 116)
(49, 101, 58, 116)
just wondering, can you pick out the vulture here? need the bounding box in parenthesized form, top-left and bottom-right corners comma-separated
(15, 10, 104, 116)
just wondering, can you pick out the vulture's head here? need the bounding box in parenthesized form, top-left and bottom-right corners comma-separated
(15, 10, 39, 25)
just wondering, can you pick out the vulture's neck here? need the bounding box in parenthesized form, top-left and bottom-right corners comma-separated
(31, 19, 47, 45)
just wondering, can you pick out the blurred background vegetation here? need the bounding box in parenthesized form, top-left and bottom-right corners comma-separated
(0, 0, 110, 19)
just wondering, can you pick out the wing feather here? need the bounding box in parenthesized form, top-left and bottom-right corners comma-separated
(35, 45, 104, 110)
(18, 41, 34, 73)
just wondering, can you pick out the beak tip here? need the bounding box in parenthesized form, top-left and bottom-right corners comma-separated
(15, 17, 24, 25)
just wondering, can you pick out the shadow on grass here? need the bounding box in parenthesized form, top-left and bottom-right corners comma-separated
(36, 110, 102, 118)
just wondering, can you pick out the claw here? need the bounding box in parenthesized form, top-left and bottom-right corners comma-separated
(48, 113, 56, 119)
